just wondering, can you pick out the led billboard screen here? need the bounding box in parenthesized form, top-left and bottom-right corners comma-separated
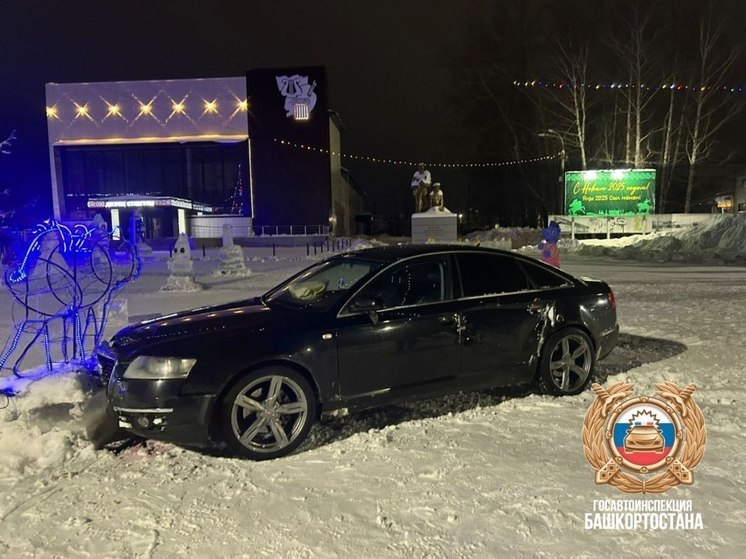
(564, 169, 655, 216)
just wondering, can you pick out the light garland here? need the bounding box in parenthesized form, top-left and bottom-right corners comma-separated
(273, 138, 559, 168)
(0, 219, 141, 377)
(513, 80, 746, 93)
(46, 96, 249, 123)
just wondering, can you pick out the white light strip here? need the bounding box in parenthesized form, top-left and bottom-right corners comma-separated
(87, 197, 213, 212)
(247, 137, 256, 222)
(55, 134, 248, 146)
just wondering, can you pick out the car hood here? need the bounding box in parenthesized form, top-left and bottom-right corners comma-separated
(110, 297, 281, 353)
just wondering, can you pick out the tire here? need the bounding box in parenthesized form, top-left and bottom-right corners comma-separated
(537, 327, 595, 396)
(217, 366, 317, 460)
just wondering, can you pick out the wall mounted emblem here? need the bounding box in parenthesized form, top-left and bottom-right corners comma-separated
(275, 75, 317, 120)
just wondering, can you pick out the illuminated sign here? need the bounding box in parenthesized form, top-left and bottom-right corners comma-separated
(87, 196, 213, 212)
(565, 169, 656, 216)
(293, 104, 310, 120)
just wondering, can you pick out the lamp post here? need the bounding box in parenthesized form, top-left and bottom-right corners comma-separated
(538, 129, 566, 215)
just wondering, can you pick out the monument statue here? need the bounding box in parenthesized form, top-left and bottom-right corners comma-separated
(410, 162, 432, 213)
(429, 183, 444, 211)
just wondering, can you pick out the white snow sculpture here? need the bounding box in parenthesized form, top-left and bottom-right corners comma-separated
(215, 224, 251, 277)
(161, 234, 201, 292)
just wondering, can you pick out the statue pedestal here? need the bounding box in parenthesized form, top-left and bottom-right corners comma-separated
(411, 207, 457, 244)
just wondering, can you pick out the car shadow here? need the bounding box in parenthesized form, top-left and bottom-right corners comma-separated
(592, 332, 687, 384)
(298, 332, 688, 454)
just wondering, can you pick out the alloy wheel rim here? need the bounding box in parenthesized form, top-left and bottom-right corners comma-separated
(548, 334, 592, 392)
(231, 375, 308, 453)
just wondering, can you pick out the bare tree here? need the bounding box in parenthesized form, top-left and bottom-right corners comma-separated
(684, 11, 742, 212)
(657, 83, 689, 211)
(609, 5, 661, 167)
(546, 44, 591, 170)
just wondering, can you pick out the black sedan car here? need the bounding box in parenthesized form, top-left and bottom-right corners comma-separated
(98, 245, 618, 460)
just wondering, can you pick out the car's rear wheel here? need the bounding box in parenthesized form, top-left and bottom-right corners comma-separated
(218, 367, 316, 460)
(537, 327, 594, 396)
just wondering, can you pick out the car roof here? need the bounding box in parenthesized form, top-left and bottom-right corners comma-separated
(340, 243, 515, 264)
(338, 244, 580, 284)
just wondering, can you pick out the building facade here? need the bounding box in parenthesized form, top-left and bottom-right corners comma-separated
(45, 67, 364, 238)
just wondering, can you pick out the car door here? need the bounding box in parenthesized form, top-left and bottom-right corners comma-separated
(455, 252, 547, 386)
(335, 255, 462, 403)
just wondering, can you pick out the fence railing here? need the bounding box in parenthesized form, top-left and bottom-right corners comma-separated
(254, 225, 330, 236)
(189, 223, 330, 239)
(190, 224, 254, 239)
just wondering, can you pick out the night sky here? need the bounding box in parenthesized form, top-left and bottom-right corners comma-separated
(2, 1, 745, 228)
(0, 0, 483, 223)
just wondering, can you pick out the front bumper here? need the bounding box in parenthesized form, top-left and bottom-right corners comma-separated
(104, 355, 215, 447)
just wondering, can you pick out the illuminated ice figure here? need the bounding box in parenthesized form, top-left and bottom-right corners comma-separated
(0, 219, 141, 377)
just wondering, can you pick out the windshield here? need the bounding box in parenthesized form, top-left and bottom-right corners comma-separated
(263, 257, 384, 311)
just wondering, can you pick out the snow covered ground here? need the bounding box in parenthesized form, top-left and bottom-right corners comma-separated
(1, 243, 745, 558)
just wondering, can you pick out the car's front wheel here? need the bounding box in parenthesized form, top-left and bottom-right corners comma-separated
(218, 367, 317, 460)
(537, 327, 595, 396)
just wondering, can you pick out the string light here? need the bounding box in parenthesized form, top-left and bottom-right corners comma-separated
(273, 138, 559, 168)
(48, 91, 248, 125)
(513, 80, 746, 93)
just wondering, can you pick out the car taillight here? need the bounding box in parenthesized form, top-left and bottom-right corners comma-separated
(607, 290, 616, 310)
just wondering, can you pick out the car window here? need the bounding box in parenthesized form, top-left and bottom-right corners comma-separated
(265, 258, 383, 310)
(351, 259, 447, 310)
(520, 260, 572, 289)
(456, 253, 529, 297)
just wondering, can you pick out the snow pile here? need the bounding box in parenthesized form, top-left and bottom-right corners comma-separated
(161, 274, 203, 292)
(0, 367, 98, 480)
(345, 237, 388, 251)
(578, 213, 746, 262)
(575, 234, 645, 248)
(466, 227, 542, 250)
(213, 246, 252, 277)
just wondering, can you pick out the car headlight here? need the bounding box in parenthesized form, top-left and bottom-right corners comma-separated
(123, 356, 197, 380)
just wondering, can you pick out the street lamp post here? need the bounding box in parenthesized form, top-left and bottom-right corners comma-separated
(538, 129, 566, 215)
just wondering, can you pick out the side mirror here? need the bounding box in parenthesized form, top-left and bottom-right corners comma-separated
(349, 295, 384, 324)
(349, 295, 383, 313)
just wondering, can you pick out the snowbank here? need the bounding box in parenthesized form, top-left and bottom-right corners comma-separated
(578, 213, 746, 262)
(0, 366, 98, 480)
(466, 227, 542, 250)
